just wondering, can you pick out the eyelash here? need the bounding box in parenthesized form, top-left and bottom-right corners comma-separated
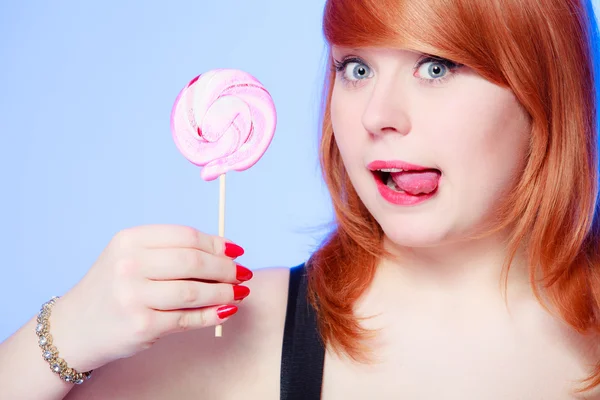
(332, 55, 463, 88)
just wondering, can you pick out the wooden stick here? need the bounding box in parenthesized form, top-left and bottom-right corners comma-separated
(215, 174, 226, 337)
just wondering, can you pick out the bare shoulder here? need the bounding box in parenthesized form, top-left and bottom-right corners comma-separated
(66, 267, 292, 400)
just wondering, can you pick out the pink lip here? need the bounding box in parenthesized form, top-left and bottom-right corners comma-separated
(367, 160, 436, 172)
(368, 159, 440, 206)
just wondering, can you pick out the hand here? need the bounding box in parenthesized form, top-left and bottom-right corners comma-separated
(47, 224, 252, 372)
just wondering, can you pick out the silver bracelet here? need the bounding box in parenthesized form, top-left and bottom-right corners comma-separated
(35, 296, 93, 384)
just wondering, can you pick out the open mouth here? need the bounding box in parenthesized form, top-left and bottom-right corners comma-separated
(371, 167, 442, 196)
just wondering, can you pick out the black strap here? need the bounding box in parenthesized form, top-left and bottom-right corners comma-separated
(280, 263, 326, 400)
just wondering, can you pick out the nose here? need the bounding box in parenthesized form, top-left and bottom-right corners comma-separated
(361, 76, 411, 137)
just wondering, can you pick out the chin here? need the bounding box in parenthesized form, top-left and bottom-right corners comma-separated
(377, 210, 500, 252)
(380, 223, 452, 249)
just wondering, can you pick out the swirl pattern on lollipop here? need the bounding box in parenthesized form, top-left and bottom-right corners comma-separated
(170, 69, 277, 181)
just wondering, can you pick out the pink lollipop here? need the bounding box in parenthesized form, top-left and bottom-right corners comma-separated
(170, 69, 276, 180)
(170, 69, 276, 337)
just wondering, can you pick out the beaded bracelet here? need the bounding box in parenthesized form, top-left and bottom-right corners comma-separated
(35, 296, 93, 384)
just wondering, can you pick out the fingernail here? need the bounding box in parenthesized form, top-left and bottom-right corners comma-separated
(236, 264, 253, 282)
(233, 285, 250, 301)
(224, 243, 244, 258)
(217, 305, 238, 319)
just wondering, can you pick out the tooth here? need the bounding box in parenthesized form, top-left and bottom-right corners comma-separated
(386, 174, 403, 191)
(386, 174, 396, 189)
(379, 168, 403, 173)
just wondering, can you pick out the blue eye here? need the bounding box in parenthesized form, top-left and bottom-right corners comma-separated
(333, 57, 373, 84)
(414, 56, 462, 84)
(417, 61, 448, 79)
(332, 54, 463, 88)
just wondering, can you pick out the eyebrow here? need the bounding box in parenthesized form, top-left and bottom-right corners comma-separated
(331, 46, 446, 62)
(331, 45, 362, 53)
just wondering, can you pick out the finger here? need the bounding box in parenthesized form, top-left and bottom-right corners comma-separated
(115, 224, 242, 257)
(143, 280, 250, 310)
(138, 248, 251, 283)
(155, 304, 239, 334)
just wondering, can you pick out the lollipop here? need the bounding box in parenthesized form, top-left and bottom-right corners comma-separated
(170, 69, 276, 337)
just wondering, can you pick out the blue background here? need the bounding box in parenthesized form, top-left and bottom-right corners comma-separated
(0, 0, 331, 341)
(1, 0, 599, 342)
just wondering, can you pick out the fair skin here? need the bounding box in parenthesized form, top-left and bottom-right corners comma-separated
(1, 45, 598, 399)
(330, 45, 534, 292)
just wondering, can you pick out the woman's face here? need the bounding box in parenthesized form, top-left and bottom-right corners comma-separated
(330, 46, 531, 247)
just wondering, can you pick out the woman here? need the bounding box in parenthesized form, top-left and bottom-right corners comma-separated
(1, 0, 600, 398)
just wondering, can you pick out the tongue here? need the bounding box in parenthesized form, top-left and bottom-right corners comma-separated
(391, 171, 440, 195)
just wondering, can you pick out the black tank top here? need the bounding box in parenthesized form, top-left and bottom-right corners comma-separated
(280, 263, 326, 400)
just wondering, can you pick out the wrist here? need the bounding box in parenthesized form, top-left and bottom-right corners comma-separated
(35, 296, 93, 384)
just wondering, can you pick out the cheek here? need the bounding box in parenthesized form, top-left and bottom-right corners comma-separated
(331, 88, 367, 163)
(436, 84, 530, 212)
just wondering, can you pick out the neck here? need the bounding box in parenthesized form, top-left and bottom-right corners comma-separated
(376, 230, 532, 300)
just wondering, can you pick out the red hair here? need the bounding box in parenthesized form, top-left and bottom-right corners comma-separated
(308, 0, 600, 392)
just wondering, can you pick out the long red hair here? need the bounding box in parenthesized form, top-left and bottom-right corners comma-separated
(308, 0, 600, 392)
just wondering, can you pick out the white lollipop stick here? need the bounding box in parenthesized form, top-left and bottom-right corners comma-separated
(215, 173, 226, 337)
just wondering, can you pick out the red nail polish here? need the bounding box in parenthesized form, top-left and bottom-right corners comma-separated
(236, 264, 253, 281)
(217, 305, 238, 319)
(224, 243, 244, 258)
(233, 285, 250, 301)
